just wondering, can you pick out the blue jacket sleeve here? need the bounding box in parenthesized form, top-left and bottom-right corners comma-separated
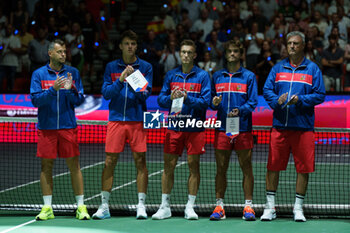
(296, 67, 326, 108)
(157, 71, 172, 109)
(67, 69, 85, 106)
(184, 71, 211, 110)
(133, 65, 153, 101)
(30, 71, 57, 107)
(263, 67, 281, 110)
(101, 63, 124, 100)
(238, 73, 258, 117)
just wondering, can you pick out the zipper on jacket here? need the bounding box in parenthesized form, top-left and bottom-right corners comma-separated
(123, 82, 128, 121)
(285, 68, 295, 127)
(227, 74, 232, 115)
(56, 73, 60, 129)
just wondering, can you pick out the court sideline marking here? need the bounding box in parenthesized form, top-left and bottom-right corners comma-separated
(0, 219, 36, 233)
(84, 161, 187, 202)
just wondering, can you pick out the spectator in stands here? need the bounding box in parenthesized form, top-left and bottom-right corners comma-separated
(278, 0, 295, 21)
(305, 39, 322, 68)
(223, 7, 240, 32)
(0, 23, 22, 91)
(266, 16, 286, 40)
(16, 23, 33, 76)
(228, 20, 245, 43)
(246, 4, 269, 34)
(180, 0, 201, 23)
(159, 39, 180, 74)
(245, 22, 264, 71)
(175, 24, 189, 44)
(306, 26, 324, 51)
(81, 12, 98, 83)
(139, 30, 163, 87)
(256, 40, 276, 95)
(323, 26, 346, 50)
(28, 27, 50, 75)
(65, 22, 85, 73)
(191, 8, 213, 42)
(309, 10, 328, 37)
(178, 9, 192, 33)
(152, 7, 176, 32)
(201, 0, 219, 20)
(344, 42, 350, 89)
(56, 5, 70, 37)
(10, 0, 29, 31)
(0, 8, 8, 37)
(206, 19, 228, 43)
(293, 10, 309, 33)
(324, 12, 347, 42)
(198, 50, 216, 78)
(206, 30, 223, 70)
(259, 0, 279, 21)
(321, 34, 344, 92)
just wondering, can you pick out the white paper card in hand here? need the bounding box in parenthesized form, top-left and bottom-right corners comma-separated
(170, 97, 184, 116)
(226, 117, 239, 138)
(125, 70, 148, 92)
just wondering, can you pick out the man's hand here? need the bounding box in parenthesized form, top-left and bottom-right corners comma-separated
(170, 87, 185, 100)
(120, 65, 134, 82)
(228, 108, 239, 117)
(212, 95, 222, 106)
(278, 92, 288, 105)
(287, 94, 298, 105)
(53, 75, 66, 91)
(64, 72, 73, 90)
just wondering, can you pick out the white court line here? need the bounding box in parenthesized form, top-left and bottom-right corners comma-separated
(0, 220, 36, 233)
(84, 161, 187, 202)
(0, 161, 105, 194)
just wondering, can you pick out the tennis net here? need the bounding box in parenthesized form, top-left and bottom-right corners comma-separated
(0, 117, 349, 217)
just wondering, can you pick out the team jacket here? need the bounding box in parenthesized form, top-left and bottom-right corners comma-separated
(263, 57, 326, 131)
(102, 57, 153, 122)
(30, 64, 85, 130)
(211, 67, 258, 132)
(157, 65, 211, 132)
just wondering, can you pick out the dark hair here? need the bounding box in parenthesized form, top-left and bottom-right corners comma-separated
(120, 30, 138, 43)
(48, 39, 65, 51)
(224, 40, 244, 54)
(180, 39, 196, 50)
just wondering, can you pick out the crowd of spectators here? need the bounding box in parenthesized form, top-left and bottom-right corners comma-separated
(1, 0, 350, 94)
(142, 0, 350, 94)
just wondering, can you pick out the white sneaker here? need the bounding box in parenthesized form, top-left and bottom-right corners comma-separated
(184, 206, 198, 220)
(260, 207, 276, 221)
(92, 204, 111, 220)
(136, 204, 147, 219)
(293, 207, 306, 222)
(152, 205, 171, 220)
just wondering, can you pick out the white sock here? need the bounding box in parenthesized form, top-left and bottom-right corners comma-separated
(138, 193, 146, 206)
(294, 193, 305, 208)
(186, 195, 196, 208)
(43, 195, 52, 206)
(245, 200, 252, 207)
(101, 191, 110, 205)
(216, 198, 224, 208)
(266, 191, 276, 208)
(75, 195, 84, 206)
(161, 194, 170, 207)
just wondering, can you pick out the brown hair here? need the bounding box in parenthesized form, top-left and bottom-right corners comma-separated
(224, 40, 244, 54)
(180, 39, 196, 50)
(120, 29, 138, 43)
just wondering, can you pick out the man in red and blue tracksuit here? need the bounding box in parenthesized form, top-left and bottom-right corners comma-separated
(210, 40, 258, 221)
(260, 31, 326, 222)
(30, 39, 89, 220)
(152, 39, 211, 220)
(92, 30, 153, 220)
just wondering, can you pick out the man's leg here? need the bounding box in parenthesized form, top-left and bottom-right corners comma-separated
(133, 152, 148, 219)
(92, 153, 119, 219)
(185, 154, 200, 220)
(293, 172, 309, 222)
(152, 153, 178, 220)
(36, 158, 55, 220)
(237, 149, 255, 220)
(210, 149, 231, 220)
(260, 170, 279, 221)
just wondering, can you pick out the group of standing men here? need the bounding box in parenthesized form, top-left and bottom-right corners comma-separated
(30, 29, 325, 222)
